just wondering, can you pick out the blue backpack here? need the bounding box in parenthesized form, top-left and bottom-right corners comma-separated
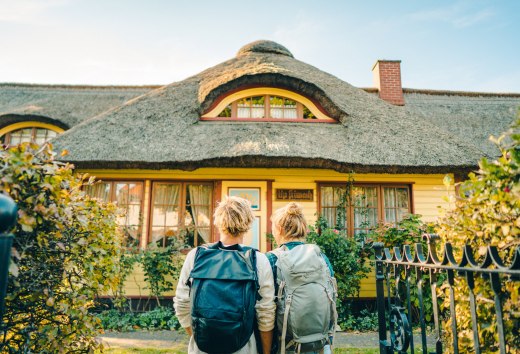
(189, 242, 259, 353)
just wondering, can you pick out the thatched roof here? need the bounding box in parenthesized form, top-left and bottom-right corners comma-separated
(48, 40, 514, 174)
(2, 40, 518, 174)
(0, 83, 154, 129)
(403, 89, 520, 157)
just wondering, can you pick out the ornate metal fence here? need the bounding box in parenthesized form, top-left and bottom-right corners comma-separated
(373, 234, 520, 354)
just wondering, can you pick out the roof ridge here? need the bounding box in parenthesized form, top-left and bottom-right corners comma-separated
(0, 82, 163, 90)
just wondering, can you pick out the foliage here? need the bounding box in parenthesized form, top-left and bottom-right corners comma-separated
(96, 307, 180, 332)
(367, 215, 440, 323)
(0, 143, 123, 352)
(435, 117, 520, 353)
(367, 214, 434, 249)
(307, 218, 371, 327)
(340, 309, 379, 332)
(139, 242, 183, 306)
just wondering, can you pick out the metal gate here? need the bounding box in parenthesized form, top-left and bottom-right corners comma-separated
(373, 234, 520, 354)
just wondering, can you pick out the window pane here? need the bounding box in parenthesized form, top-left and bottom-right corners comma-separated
(321, 187, 334, 207)
(237, 97, 251, 118)
(8, 130, 22, 145)
(384, 188, 396, 208)
(187, 184, 213, 247)
(283, 98, 297, 119)
(34, 129, 49, 145)
(396, 188, 409, 208)
(152, 183, 181, 246)
(20, 129, 33, 143)
(114, 182, 143, 246)
(84, 182, 111, 202)
(385, 209, 396, 224)
(270, 96, 284, 118)
(251, 96, 265, 118)
(218, 105, 232, 117)
(303, 105, 316, 119)
(320, 186, 347, 229)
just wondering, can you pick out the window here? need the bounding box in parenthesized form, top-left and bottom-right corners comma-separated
(150, 182, 213, 248)
(319, 184, 411, 236)
(84, 181, 144, 247)
(1, 127, 58, 146)
(218, 95, 314, 119)
(201, 87, 335, 122)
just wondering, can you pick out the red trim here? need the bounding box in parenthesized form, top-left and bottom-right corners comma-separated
(200, 117, 336, 123)
(213, 181, 222, 242)
(266, 180, 273, 251)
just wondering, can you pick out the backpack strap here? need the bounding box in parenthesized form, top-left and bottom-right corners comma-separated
(280, 293, 293, 354)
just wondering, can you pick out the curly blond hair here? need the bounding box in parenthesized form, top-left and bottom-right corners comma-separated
(213, 196, 254, 237)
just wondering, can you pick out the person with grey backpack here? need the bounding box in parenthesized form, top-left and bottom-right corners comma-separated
(267, 203, 337, 354)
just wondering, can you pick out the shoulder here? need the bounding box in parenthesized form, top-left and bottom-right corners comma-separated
(255, 251, 270, 268)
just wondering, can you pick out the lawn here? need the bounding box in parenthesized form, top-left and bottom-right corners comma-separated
(102, 349, 380, 354)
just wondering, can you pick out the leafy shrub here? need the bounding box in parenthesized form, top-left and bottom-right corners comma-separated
(436, 117, 520, 353)
(96, 307, 180, 331)
(139, 242, 183, 306)
(307, 218, 371, 327)
(0, 144, 123, 352)
(341, 309, 379, 332)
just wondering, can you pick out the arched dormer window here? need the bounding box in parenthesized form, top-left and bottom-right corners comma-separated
(201, 87, 335, 122)
(0, 122, 64, 146)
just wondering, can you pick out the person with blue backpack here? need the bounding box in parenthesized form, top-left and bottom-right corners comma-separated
(267, 203, 338, 354)
(174, 196, 276, 354)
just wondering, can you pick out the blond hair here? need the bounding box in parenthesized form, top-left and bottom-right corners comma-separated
(214, 196, 255, 237)
(272, 202, 307, 240)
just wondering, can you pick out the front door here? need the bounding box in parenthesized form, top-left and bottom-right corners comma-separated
(221, 181, 269, 252)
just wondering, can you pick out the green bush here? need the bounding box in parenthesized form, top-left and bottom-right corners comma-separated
(341, 309, 379, 332)
(307, 218, 371, 328)
(96, 307, 180, 331)
(0, 144, 123, 352)
(436, 117, 520, 353)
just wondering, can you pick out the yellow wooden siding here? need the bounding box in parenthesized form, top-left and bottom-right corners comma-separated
(122, 263, 176, 297)
(80, 168, 454, 297)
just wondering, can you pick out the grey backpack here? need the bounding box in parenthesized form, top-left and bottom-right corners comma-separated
(271, 244, 338, 354)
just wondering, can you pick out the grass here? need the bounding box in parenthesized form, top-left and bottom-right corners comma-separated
(102, 349, 380, 354)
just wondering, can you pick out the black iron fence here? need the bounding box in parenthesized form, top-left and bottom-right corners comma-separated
(373, 234, 520, 354)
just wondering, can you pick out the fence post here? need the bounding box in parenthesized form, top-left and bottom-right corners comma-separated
(373, 242, 391, 353)
(0, 194, 17, 323)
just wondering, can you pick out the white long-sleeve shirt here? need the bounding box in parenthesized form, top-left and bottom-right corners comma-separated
(174, 247, 276, 354)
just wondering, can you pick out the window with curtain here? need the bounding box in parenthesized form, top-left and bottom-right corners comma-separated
(319, 184, 411, 236)
(84, 181, 143, 247)
(1, 127, 58, 146)
(150, 182, 213, 248)
(217, 95, 316, 119)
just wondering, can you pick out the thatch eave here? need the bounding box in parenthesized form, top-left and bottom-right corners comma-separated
(63, 155, 478, 175)
(0, 113, 71, 130)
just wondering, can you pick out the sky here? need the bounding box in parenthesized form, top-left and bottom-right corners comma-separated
(1, 0, 519, 92)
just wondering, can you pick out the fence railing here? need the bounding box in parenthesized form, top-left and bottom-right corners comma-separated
(373, 234, 520, 354)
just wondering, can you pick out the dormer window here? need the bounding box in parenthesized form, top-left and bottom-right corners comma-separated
(202, 87, 334, 122)
(0, 122, 64, 146)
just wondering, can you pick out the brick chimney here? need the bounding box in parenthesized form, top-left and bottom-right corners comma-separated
(372, 60, 404, 106)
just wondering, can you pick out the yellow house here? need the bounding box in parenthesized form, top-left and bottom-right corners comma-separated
(1, 40, 519, 302)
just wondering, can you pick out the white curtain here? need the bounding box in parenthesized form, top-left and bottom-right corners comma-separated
(188, 185, 211, 244)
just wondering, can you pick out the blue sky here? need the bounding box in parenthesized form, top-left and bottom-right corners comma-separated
(1, 0, 519, 92)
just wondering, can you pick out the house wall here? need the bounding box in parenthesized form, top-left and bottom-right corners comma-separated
(82, 168, 454, 299)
